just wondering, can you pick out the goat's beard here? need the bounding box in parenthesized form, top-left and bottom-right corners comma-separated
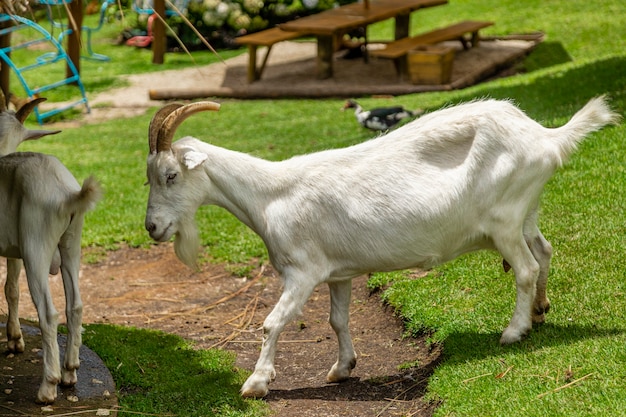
(173, 218, 200, 270)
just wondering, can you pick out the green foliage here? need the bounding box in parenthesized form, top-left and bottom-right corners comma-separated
(82, 324, 266, 416)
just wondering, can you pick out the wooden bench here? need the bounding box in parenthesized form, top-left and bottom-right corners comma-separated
(370, 20, 493, 77)
(235, 27, 307, 83)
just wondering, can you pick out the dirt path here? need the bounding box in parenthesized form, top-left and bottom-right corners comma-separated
(3, 245, 440, 416)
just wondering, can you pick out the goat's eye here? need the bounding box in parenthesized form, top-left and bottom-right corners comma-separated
(166, 173, 177, 184)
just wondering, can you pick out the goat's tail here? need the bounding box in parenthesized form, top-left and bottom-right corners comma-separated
(66, 176, 103, 215)
(550, 96, 621, 165)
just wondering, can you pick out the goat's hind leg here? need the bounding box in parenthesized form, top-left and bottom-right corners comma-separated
(59, 226, 84, 387)
(5, 258, 25, 353)
(23, 256, 61, 404)
(241, 273, 317, 398)
(327, 279, 357, 383)
(496, 233, 540, 345)
(526, 228, 552, 324)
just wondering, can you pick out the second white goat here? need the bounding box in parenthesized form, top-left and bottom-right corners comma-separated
(0, 152, 101, 403)
(144, 97, 620, 398)
(0, 95, 101, 403)
(0, 94, 63, 360)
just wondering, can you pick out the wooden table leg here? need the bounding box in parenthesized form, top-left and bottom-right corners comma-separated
(470, 30, 480, 47)
(316, 35, 334, 79)
(394, 13, 411, 80)
(247, 45, 258, 82)
(394, 13, 410, 40)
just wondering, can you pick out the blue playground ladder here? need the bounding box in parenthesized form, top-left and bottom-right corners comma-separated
(0, 14, 89, 124)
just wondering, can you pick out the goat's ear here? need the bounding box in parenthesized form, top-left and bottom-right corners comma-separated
(182, 150, 208, 170)
(23, 128, 61, 141)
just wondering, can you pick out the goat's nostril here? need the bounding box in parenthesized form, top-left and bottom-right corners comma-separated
(146, 222, 156, 233)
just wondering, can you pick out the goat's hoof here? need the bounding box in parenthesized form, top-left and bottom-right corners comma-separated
(241, 375, 270, 398)
(327, 370, 351, 383)
(36, 385, 57, 404)
(499, 326, 528, 345)
(7, 337, 25, 353)
(327, 357, 356, 383)
(61, 369, 78, 387)
(240, 384, 269, 398)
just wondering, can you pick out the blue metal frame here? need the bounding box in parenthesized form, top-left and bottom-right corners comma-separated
(0, 14, 89, 124)
(39, 0, 116, 62)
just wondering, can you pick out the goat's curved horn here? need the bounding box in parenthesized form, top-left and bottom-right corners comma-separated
(16, 98, 47, 123)
(149, 103, 184, 154)
(157, 101, 221, 153)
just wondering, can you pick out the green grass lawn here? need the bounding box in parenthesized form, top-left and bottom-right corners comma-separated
(10, 0, 626, 415)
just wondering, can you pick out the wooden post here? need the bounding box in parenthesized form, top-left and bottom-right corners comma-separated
(316, 35, 333, 79)
(394, 11, 411, 77)
(246, 45, 258, 82)
(0, 20, 10, 98)
(67, 0, 83, 80)
(152, 0, 166, 64)
(395, 13, 410, 39)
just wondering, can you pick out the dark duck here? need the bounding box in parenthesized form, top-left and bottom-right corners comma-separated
(343, 99, 420, 131)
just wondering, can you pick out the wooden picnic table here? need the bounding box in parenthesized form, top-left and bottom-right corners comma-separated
(279, 0, 448, 79)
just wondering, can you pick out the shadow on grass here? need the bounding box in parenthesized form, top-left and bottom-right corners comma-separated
(440, 322, 625, 366)
(442, 55, 626, 119)
(523, 41, 573, 73)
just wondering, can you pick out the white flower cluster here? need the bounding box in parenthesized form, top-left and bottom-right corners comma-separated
(151, 0, 340, 42)
(194, 0, 273, 31)
(201, 0, 232, 27)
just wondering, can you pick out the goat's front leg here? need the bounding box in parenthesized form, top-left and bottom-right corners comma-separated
(24, 258, 61, 404)
(5, 258, 25, 353)
(241, 275, 316, 398)
(327, 280, 357, 383)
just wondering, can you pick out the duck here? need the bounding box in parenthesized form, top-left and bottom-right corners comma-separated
(342, 99, 420, 131)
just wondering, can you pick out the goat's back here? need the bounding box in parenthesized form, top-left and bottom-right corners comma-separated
(285, 98, 617, 197)
(0, 152, 101, 216)
(0, 152, 101, 258)
(0, 152, 82, 202)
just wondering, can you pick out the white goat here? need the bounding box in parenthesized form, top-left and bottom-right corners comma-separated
(144, 97, 620, 398)
(0, 96, 101, 403)
(0, 94, 63, 356)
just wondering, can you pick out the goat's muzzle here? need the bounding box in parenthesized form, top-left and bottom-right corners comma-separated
(145, 218, 170, 242)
